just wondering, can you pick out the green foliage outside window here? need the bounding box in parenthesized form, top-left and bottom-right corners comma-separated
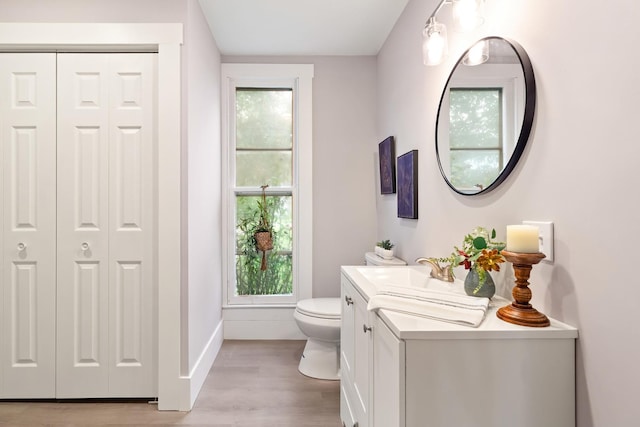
(235, 88, 293, 187)
(235, 195, 293, 296)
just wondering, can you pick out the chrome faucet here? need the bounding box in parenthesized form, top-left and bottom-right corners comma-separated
(415, 257, 454, 282)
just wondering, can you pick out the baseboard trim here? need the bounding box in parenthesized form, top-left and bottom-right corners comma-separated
(179, 319, 224, 411)
(224, 319, 305, 340)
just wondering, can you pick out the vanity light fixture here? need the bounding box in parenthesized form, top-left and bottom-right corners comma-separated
(422, 0, 485, 66)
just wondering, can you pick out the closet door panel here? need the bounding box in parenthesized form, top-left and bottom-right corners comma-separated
(108, 54, 155, 396)
(57, 53, 155, 398)
(0, 53, 56, 398)
(57, 54, 110, 397)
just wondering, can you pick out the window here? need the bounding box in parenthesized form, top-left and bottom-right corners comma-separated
(222, 64, 313, 306)
(448, 88, 503, 190)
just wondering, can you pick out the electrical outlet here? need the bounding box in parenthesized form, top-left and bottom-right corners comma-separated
(522, 221, 554, 262)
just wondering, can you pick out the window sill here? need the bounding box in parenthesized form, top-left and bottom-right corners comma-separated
(223, 303, 296, 309)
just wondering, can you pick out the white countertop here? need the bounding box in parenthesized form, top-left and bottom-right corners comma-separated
(341, 265, 578, 340)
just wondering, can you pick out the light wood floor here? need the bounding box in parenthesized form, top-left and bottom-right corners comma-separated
(0, 340, 341, 426)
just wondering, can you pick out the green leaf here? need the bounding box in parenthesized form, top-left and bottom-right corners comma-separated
(491, 228, 496, 239)
(473, 236, 487, 250)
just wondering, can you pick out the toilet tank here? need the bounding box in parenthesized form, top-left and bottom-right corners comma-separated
(364, 252, 407, 266)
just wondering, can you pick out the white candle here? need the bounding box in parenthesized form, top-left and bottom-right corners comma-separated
(506, 225, 540, 253)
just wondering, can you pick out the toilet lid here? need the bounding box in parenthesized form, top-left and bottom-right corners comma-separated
(296, 298, 341, 319)
(365, 252, 407, 266)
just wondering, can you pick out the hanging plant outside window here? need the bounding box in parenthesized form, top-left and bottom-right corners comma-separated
(254, 185, 274, 270)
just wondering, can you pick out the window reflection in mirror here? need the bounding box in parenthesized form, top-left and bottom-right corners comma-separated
(436, 37, 535, 195)
(449, 88, 502, 190)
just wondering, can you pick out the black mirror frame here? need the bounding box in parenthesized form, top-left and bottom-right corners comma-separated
(435, 36, 536, 196)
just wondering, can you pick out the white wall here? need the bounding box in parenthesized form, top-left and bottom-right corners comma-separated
(220, 55, 379, 298)
(184, 0, 223, 392)
(311, 57, 379, 297)
(378, 1, 640, 425)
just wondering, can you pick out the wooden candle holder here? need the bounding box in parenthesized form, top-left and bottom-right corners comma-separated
(497, 250, 550, 327)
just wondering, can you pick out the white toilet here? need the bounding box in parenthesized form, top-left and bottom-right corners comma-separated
(294, 252, 406, 380)
(294, 298, 342, 380)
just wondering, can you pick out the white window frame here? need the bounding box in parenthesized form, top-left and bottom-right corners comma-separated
(221, 64, 313, 307)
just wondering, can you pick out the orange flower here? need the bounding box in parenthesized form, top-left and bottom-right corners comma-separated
(475, 249, 505, 272)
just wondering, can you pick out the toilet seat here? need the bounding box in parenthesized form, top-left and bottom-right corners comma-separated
(296, 298, 341, 320)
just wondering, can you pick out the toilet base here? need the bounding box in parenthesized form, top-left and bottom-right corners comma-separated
(298, 338, 340, 381)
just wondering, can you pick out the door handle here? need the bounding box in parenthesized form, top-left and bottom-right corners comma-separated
(81, 242, 90, 251)
(345, 295, 353, 306)
(17, 242, 26, 251)
(363, 324, 372, 333)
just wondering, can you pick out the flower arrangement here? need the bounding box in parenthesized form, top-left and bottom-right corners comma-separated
(437, 227, 506, 296)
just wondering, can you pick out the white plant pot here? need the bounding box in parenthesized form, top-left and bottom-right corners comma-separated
(375, 246, 394, 259)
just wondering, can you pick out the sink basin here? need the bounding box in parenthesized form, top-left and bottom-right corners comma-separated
(355, 266, 463, 294)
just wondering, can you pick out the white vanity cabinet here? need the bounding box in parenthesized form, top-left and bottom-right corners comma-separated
(340, 266, 578, 427)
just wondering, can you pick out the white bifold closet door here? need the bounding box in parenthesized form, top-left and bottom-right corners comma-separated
(0, 52, 156, 399)
(56, 54, 156, 398)
(0, 54, 57, 398)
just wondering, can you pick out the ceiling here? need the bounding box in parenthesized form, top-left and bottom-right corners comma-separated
(198, 0, 410, 56)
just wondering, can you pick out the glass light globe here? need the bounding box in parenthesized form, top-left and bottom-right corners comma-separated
(452, 0, 484, 32)
(422, 19, 448, 66)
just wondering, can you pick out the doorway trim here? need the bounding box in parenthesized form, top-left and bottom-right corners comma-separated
(0, 23, 184, 410)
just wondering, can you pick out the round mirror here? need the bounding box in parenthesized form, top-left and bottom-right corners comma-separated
(435, 37, 536, 195)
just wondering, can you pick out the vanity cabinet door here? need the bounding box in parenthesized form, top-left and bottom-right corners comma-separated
(352, 287, 371, 427)
(341, 276, 355, 384)
(372, 315, 405, 427)
(340, 274, 371, 427)
(340, 381, 357, 427)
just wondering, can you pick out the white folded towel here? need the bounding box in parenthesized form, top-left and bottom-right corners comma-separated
(367, 285, 489, 328)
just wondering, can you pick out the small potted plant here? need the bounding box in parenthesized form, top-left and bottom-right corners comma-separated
(375, 239, 395, 260)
